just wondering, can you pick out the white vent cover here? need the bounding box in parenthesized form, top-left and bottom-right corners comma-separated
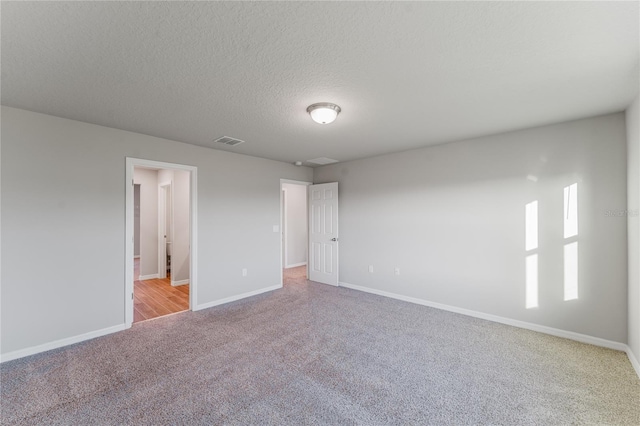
(307, 157, 339, 165)
(214, 136, 245, 146)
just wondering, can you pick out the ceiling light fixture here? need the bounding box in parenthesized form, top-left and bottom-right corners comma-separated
(307, 103, 341, 124)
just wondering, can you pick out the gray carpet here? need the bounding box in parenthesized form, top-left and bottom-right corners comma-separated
(2, 266, 639, 425)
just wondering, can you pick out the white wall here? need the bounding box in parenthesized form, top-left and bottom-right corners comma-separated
(283, 183, 308, 268)
(172, 170, 190, 283)
(133, 168, 158, 277)
(0, 106, 312, 356)
(627, 95, 640, 364)
(314, 113, 628, 343)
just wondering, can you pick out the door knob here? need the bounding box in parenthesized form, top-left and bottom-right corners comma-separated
(331, 238, 338, 242)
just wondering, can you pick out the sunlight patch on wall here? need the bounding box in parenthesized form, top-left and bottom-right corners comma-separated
(564, 242, 578, 301)
(525, 201, 538, 251)
(564, 183, 578, 238)
(563, 183, 578, 301)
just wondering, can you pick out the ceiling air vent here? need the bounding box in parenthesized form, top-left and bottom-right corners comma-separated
(214, 136, 245, 147)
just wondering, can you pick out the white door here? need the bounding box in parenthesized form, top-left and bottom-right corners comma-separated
(308, 182, 338, 286)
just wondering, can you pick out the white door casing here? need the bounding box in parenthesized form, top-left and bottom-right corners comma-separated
(282, 189, 287, 268)
(279, 179, 312, 286)
(125, 158, 198, 328)
(308, 182, 338, 286)
(158, 183, 171, 279)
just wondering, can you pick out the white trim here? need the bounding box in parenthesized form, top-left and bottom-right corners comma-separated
(194, 284, 281, 311)
(128, 157, 199, 173)
(280, 179, 313, 186)
(282, 187, 287, 268)
(338, 281, 628, 352)
(126, 159, 134, 327)
(285, 262, 307, 269)
(138, 273, 159, 281)
(158, 182, 172, 280)
(126, 158, 198, 329)
(171, 279, 189, 287)
(0, 324, 126, 363)
(627, 348, 640, 379)
(189, 167, 198, 318)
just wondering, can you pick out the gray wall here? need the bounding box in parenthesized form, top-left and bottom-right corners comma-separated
(283, 183, 308, 267)
(314, 113, 628, 343)
(1, 106, 312, 355)
(627, 95, 640, 361)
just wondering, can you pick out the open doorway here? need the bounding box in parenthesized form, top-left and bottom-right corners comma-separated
(280, 179, 311, 286)
(126, 158, 198, 328)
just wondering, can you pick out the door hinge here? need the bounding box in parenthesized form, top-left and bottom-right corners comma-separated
(131, 293, 134, 300)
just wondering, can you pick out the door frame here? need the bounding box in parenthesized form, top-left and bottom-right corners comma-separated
(282, 188, 287, 268)
(158, 182, 173, 279)
(134, 183, 141, 259)
(125, 158, 198, 328)
(280, 179, 312, 286)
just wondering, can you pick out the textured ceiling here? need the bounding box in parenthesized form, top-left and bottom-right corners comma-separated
(2, 2, 639, 165)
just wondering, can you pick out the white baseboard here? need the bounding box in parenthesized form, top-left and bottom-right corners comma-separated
(0, 324, 127, 363)
(171, 279, 189, 287)
(627, 347, 640, 379)
(138, 273, 159, 280)
(195, 284, 281, 311)
(285, 262, 307, 269)
(338, 282, 629, 352)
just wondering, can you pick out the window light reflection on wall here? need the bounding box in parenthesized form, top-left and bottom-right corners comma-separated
(564, 183, 578, 238)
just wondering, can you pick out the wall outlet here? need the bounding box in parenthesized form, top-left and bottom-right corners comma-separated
(242, 268, 248, 277)
(368, 265, 374, 273)
(394, 267, 400, 276)
(273, 225, 279, 233)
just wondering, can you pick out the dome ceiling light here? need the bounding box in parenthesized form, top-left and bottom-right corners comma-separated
(307, 103, 341, 124)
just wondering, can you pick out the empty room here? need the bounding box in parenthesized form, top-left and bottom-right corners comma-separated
(1, 1, 639, 424)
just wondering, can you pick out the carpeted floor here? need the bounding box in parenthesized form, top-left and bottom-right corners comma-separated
(2, 266, 639, 425)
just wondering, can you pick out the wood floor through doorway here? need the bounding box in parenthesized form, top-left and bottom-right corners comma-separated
(134, 258, 189, 322)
